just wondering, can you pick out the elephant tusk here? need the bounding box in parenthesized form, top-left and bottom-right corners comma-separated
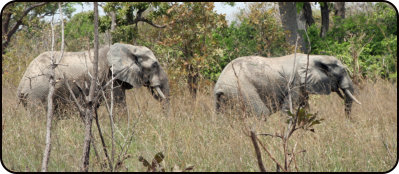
(336, 89, 345, 99)
(344, 89, 361, 105)
(155, 86, 166, 100)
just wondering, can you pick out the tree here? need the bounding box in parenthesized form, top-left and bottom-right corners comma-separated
(334, 2, 345, 19)
(2, 2, 76, 54)
(102, 2, 170, 44)
(64, 11, 95, 51)
(278, 2, 307, 52)
(41, 2, 65, 171)
(302, 2, 314, 27)
(80, 2, 99, 172)
(237, 2, 291, 57)
(159, 2, 227, 97)
(320, 2, 330, 37)
(2, 2, 48, 53)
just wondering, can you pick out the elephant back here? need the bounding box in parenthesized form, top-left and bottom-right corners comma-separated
(17, 47, 110, 107)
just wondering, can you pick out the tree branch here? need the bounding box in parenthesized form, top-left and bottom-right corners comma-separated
(137, 17, 166, 28)
(65, 79, 85, 118)
(131, 7, 166, 28)
(94, 109, 113, 171)
(256, 136, 287, 172)
(250, 130, 266, 172)
(3, 2, 49, 51)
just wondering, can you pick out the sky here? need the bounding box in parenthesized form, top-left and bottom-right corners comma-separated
(214, 2, 246, 23)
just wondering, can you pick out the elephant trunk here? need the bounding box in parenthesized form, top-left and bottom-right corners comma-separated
(338, 75, 361, 117)
(342, 88, 361, 117)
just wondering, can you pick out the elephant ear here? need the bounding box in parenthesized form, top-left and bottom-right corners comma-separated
(107, 43, 143, 88)
(298, 56, 332, 94)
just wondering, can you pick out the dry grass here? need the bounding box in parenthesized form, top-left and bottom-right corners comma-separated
(2, 79, 397, 172)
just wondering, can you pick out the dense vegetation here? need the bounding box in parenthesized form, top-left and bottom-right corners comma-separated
(2, 2, 397, 87)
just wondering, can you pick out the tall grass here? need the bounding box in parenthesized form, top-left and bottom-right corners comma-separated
(2, 78, 397, 172)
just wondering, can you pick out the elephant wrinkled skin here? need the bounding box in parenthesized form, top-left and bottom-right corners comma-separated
(214, 53, 361, 117)
(17, 43, 169, 112)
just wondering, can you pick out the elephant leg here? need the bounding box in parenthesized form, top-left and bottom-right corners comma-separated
(111, 81, 129, 118)
(215, 90, 227, 114)
(113, 86, 126, 106)
(112, 80, 127, 107)
(239, 84, 270, 117)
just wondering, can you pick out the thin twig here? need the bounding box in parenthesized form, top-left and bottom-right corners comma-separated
(109, 64, 115, 169)
(256, 136, 286, 172)
(287, 34, 300, 114)
(41, 13, 57, 173)
(94, 109, 113, 171)
(80, 3, 99, 171)
(250, 130, 266, 172)
(92, 63, 134, 105)
(65, 79, 85, 118)
(258, 133, 283, 139)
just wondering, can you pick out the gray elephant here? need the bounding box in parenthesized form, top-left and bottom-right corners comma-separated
(17, 43, 169, 112)
(214, 53, 361, 117)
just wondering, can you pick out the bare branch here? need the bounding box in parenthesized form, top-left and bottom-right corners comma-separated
(94, 109, 113, 171)
(56, 2, 65, 65)
(256, 136, 286, 172)
(2, 2, 49, 51)
(41, 14, 56, 172)
(134, 7, 166, 28)
(81, 2, 99, 171)
(250, 130, 266, 172)
(138, 18, 166, 28)
(92, 63, 134, 105)
(258, 133, 284, 139)
(65, 79, 85, 117)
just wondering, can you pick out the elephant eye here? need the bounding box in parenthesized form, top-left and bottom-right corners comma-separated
(134, 56, 143, 64)
(151, 62, 159, 68)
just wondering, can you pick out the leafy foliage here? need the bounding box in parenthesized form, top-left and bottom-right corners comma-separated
(287, 108, 323, 133)
(208, 2, 292, 81)
(156, 2, 228, 93)
(307, 2, 397, 81)
(64, 11, 95, 51)
(101, 2, 171, 44)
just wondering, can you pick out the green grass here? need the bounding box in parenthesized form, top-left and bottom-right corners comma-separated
(2, 79, 397, 172)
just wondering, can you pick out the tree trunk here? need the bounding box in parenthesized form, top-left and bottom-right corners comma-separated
(279, 2, 299, 46)
(41, 3, 64, 171)
(278, 2, 306, 52)
(81, 2, 99, 172)
(334, 2, 345, 19)
(109, 10, 116, 44)
(302, 2, 314, 27)
(187, 64, 198, 98)
(320, 2, 330, 38)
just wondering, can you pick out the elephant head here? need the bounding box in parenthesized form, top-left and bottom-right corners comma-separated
(107, 43, 169, 104)
(297, 55, 361, 116)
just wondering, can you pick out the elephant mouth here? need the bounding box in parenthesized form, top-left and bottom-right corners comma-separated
(144, 81, 151, 87)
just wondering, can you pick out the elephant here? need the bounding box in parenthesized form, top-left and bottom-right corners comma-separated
(214, 53, 361, 118)
(17, 43, 169, 113)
